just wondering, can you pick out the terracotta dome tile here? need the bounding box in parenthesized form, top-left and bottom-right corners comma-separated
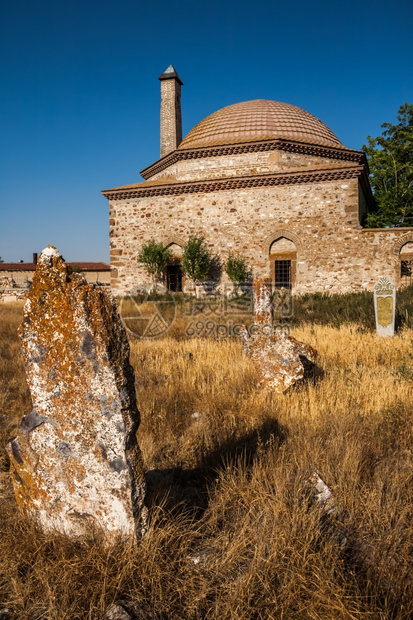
(179, 100, 342, 150)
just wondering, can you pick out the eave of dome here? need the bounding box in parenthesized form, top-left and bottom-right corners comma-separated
(102, 162, 367, 199)
(140, 137, 362, 181)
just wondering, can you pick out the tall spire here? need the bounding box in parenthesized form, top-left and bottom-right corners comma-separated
(159, 65, 183, 158)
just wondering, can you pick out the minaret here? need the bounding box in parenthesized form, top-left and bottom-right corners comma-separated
(159, 65, 183, 158)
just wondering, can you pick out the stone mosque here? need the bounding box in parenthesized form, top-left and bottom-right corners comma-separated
(102, 66, 413, 295)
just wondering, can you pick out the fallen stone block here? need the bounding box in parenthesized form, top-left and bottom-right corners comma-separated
(6, 246, 147, 539)
(240, 327, 316, 393)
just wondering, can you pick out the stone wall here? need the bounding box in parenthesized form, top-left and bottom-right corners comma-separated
(82, 271, 111, 285)
(0, 274, 31, 302)
(108, 176, 413, 295)
(0, 270, 32, 287)
(0, 270, 110, 303)
(0, 288, 29, 303)
(149, 149, 352, 183)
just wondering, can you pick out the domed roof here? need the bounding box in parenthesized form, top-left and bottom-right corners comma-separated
(178, 99, 342, 150)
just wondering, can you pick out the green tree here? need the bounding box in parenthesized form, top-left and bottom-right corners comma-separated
(225, 252, 249, 296)
(137, 239, 172, 291)
(182, 235, 211, 286)
(363, 103, 413, 228)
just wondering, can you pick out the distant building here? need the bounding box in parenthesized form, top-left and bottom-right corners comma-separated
(0, 254, 110, 302)
(102, 66, 413, 295)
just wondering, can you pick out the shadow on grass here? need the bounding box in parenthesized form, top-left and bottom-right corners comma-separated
(145, 416, 287, 519)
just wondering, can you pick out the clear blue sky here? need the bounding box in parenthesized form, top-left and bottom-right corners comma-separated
(1, 0, 412, 263)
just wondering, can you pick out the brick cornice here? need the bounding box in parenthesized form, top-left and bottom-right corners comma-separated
(140, 138, 366, 180)
(102, 166, 366, 200)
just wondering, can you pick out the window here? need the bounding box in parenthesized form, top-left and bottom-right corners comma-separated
(269, 237, 297, 290)
(400, 241, 413, 287)
(401, 260, 413, 283)
(274, 260, 292, 289)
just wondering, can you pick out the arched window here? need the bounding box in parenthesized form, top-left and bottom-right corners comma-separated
(269, 237, 297, 290)
(400, 242, 413, 287)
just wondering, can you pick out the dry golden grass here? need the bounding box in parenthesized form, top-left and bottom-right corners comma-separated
(1, 301, 412, 619)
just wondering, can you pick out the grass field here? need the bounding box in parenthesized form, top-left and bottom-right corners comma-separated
(1, 293, 413, 619)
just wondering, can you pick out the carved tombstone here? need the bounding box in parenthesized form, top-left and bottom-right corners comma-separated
(374, 277, 396, 337)
(6, 246, 147, 539)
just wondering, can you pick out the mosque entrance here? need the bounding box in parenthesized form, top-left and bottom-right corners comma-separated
(166, 265, 183, 292)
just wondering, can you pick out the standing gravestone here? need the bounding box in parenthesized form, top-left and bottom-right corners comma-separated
(239, 278, 317, 393)
(252, 278, 273, 325)
(374, 277, 396, 337)
(6, 246, 147, 539)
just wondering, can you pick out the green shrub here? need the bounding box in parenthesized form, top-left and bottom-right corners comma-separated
(225, 253, 250, 295)
(137, 240, 172, 290)
(182, 235, 211, 284)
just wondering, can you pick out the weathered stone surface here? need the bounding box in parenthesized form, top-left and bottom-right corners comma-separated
(240, 277, 316, 392)
(252, 278, 273, 325)
(309, 471, 338, 518)
(6, 246, 147, 538)
(105, 603, 151, 620)
(240, 327, 317, 393)
(105, 604, 133, 620)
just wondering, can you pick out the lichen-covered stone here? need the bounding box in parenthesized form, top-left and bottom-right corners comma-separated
(6, 246, 147, 538)
(240, 277, 316, 392)
(105, 604, 133, 620)
(252, 278, 273, 325)
(240, 327, 317, 393)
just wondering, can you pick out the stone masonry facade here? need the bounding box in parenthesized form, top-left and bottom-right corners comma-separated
(148, 150, 354, 183)
(106, 162, 413, 295)
(102, 71, 413, 296)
